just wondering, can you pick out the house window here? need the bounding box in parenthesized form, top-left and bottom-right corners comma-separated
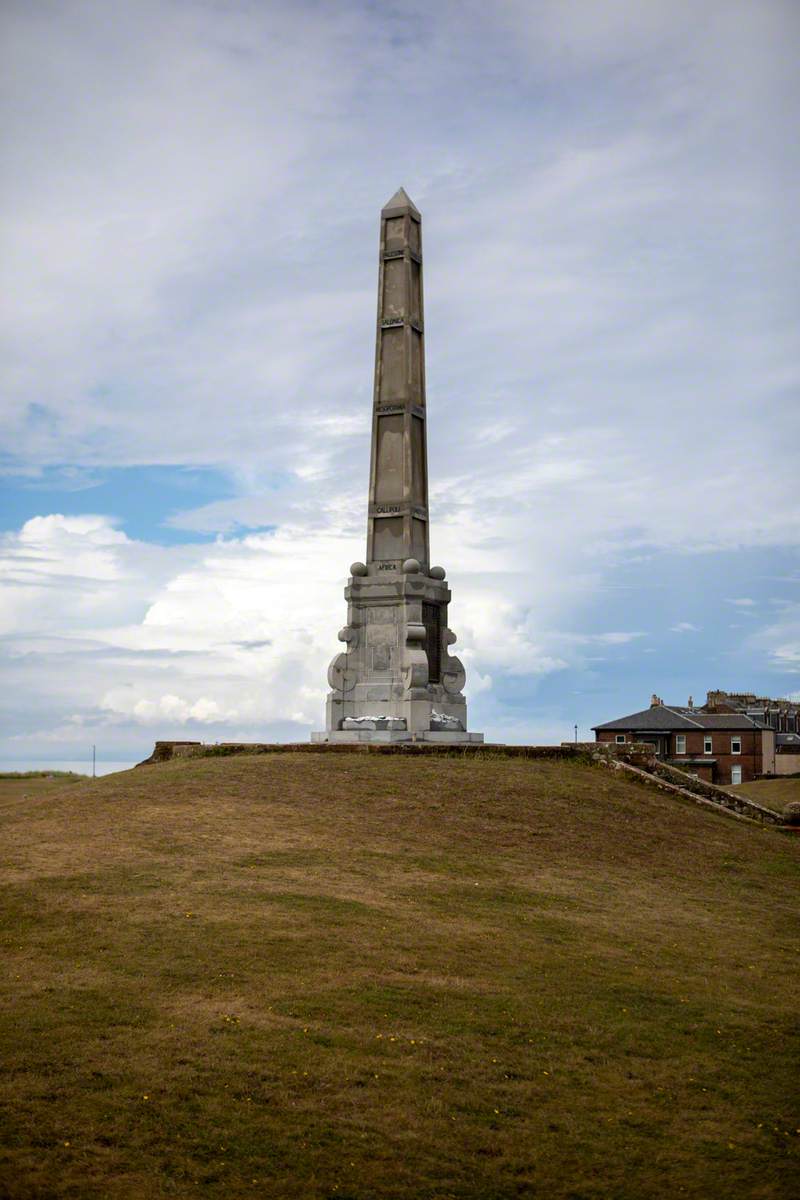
(731, 737, 742, 754)
(704, 736, 712, 754)
(675, 735, 686, 754)
(615, 734, 626, 744)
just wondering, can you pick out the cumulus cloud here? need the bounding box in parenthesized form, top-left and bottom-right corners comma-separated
(102, 692, 233, 726)
(0, 507, 650, 754)
(2, 1, 798, 548)
(750, 604, 800, 673)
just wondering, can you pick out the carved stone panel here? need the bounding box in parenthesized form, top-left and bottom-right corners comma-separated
(383, 257, 405, 319)
(409, 328, 422, 397)
(380, 326, 405, 401)
(375, 415, 403, 502)
(373, 515, 404, 559)
(384, 216, 405, 250)
(371, 645, 391, 671)
(368, 607, 396, 623)
(410, 258, 421, 323)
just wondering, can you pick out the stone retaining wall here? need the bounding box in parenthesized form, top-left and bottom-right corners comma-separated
(611, 759, 783, 826)
(140, 740, 590, 765)
(649, 760, 782, 824)
(569, 741, 783, 826)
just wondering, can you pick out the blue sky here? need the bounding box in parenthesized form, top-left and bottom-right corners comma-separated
(1, 0, 798, 761)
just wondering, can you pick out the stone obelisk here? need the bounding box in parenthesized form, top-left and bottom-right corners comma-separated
(313, 189, 482, 744)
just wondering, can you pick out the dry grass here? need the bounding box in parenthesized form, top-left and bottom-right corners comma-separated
(731, 777, 800, 816)
(0, 772, 86, 801)
(0, 753, 798, 1199)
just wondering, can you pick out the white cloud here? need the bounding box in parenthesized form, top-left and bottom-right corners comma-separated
(0, 0, 797, 560)
(752, 605, 800, 673)
(671, 622, 701, 633)
(1, 1, 798, 755)
(103, 692, 233, 726)
(0, 507, 658, 754)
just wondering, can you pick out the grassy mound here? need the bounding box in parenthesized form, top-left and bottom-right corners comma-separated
(732, 776, 800, 816)
(1, 753, 797, 1199)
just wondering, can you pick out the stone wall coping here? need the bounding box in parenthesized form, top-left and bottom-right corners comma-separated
(141, 740, 594, 764)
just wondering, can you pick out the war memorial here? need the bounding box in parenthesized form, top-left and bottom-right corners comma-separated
(313, 189, 483, 746)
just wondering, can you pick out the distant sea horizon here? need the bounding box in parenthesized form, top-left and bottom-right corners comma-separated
(0, 759, 139, 777)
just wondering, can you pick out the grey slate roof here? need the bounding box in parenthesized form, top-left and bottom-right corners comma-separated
(593, 705, 768, 732)
(593, 705, 700, 732)
(776, 732, 800, 747)
(687, 713, 768, 730)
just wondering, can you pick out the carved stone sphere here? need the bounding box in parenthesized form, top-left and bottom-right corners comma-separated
(350, 561, 368, 577)
(402, 558, 421, 574)
(429, 565, 446, 580)
(785, 800, 800, 826)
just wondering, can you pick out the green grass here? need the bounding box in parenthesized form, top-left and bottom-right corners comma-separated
(731, 776, 800, 816)
(0, 754, 798, 1199)
(0, 772, 86, 804)
(0, 771, 86, 778)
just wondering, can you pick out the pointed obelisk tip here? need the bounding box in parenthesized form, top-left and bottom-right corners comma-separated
(382, 186, 420, 216)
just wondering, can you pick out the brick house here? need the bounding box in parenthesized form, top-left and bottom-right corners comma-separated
(705, 691, 800, 775)
(705, 690, 800, 734)
(774, 731, 800, 775)
(592, 696, 776, 785)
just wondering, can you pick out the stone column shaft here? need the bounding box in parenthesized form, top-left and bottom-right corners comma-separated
(366, 188, 430, 572)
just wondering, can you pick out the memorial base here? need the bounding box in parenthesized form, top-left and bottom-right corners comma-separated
(311, 729, 484, 745)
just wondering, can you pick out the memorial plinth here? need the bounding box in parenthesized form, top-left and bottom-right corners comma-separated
(313, 189, 483, 746)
